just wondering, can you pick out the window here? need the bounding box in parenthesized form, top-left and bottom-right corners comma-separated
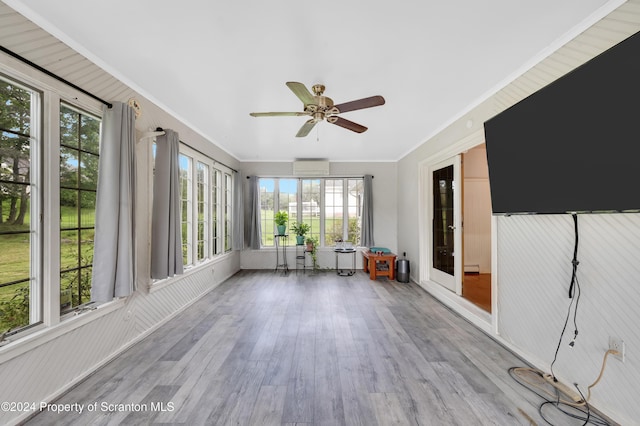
(324, 179, 343, 245)
(259, 178, 297, 246)
(1, 71, 106, 338)
(0, 77, 41, 335)
(59, 104, 100, 312)
(301, 179, 320, 244)
(196, 162, 209, 261)
(179, 153, 193, 266)
(178, 145, 232, 267)
(324, 179, 363, 246)
(346, 179, 363, 245)
(259, 179, 275, 246)
(212, 169, 221, 255)
(258, 177, 363, 247)
(224, 173, 232, 252)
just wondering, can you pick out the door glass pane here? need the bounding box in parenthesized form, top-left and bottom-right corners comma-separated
(433, 165, 455, 275)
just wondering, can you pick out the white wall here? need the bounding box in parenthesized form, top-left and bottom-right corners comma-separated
(240, 161, 397, 270)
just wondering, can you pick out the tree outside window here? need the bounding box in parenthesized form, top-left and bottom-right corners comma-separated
(59, 104, 100, 313)
(0, 79, 39, 334)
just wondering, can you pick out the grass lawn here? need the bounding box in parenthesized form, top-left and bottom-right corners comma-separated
(1, 201, 95, 332)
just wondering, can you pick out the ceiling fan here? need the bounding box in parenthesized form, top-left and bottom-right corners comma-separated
(249, 82, 385, 137)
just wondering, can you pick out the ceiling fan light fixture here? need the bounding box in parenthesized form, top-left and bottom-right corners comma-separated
(249, 82, 385, 137)
(311, 84, 325, 96)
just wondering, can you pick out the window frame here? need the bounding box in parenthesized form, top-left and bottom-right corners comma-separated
(0, 66, 105, 343)
(58, 102, 101, 314)
(258, 177, 363, 248)
(0, 75, 43, 334)
(177, 144, 233, 269)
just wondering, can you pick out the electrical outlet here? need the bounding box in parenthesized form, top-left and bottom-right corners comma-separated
(609, 336, 625, 362)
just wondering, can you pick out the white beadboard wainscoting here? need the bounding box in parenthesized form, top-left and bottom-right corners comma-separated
(496, 213, 640, 425)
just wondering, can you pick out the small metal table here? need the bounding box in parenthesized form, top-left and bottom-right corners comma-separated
(334, 248, 357, 276)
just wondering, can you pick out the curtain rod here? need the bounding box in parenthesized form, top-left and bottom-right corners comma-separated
(155, 127, 238, 173)
(3, 45, 246, 176)
(0, 45, 113, 108)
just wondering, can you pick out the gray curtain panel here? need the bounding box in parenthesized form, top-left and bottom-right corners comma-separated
(91, 102, 136, 302)
(232, 170, 244, 251)
(360, 174, 375, 248)
(150, 129, 184, 279)
(248, 176, 262, 249)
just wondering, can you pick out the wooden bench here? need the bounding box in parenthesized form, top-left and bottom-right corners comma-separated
(362, 251, 397, 280)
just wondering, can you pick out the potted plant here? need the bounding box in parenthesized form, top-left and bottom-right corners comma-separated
(291, 222, 310, 245)
(305, 236, 318, 269)
(274, 210, 288, 235)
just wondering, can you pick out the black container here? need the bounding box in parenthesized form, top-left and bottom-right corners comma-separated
(396, 253, 410, 283)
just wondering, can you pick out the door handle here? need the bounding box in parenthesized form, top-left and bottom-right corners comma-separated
(447, 225, 456, 230)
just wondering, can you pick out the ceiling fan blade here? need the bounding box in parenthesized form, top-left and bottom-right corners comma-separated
(286, 82, 316, 105)
(328, 116, 368, 133)
(333, 95, 385, 114)
(296, 119, 318, 137)
(250, 111, 309, 117)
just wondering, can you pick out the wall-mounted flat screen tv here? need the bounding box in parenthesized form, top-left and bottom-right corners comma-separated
(484, 30, 640, 215)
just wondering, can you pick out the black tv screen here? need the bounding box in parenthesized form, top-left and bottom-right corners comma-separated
(484, 30, 640, 215)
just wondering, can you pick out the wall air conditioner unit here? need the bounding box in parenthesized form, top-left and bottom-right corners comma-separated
(293, 160, 330, 176)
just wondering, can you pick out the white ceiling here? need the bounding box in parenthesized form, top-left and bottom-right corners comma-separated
(5, 0, 619, 162)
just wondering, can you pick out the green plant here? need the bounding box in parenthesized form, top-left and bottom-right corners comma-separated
(274, 210, 288, 226)
(291, 222, 310, 236)
(0, 285, 30, 334)
(305, 236, 319, 268)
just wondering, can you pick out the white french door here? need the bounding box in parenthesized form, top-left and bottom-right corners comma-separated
(429, 155, 462, 294)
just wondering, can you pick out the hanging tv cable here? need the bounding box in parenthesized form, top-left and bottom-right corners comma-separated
(550, 213, 582, 380)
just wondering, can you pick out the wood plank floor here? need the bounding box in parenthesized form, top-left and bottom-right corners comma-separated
(25, 270, 592, 425)
(463, 273, 491, 313)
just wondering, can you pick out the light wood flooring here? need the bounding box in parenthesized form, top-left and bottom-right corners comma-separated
(25, 270, 594, 425)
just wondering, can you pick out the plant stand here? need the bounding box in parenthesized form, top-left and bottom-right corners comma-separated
(295, 243, 307, 274)
(274, 234, 289, 275)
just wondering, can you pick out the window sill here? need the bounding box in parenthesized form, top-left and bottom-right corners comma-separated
(0, 298, 125, 364)
(148, 253, 231, 294)
(257, 246, 365, 250)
